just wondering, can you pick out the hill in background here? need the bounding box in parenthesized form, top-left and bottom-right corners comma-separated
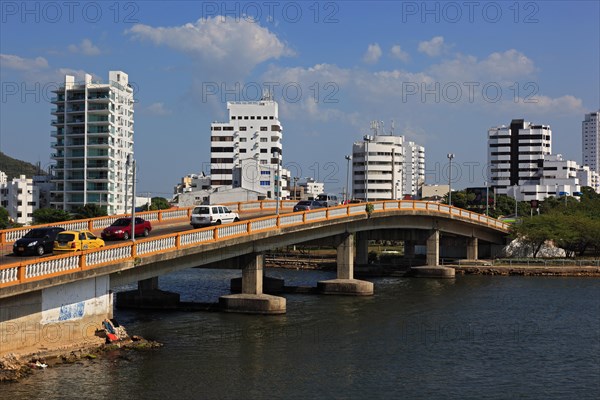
(0, 152, 47, 180)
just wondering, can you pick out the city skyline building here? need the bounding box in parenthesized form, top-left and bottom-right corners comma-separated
(0, 174, 39, 225)
(50, 71, 134, 215)
(351, 122, 425, 201)
(582, 110, 599, 174)
(209, 93, 285, 199)
(488, 119, 552, 194)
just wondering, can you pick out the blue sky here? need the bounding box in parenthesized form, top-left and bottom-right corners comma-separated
(1, 1, 598, 198)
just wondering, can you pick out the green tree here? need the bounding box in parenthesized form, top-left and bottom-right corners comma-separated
(510, 214, 556, 258)
(0, 207, 10, 229)
(73, 204, 107, 219)
(141, 197, 171, 211)
(33, 208, 72, 224)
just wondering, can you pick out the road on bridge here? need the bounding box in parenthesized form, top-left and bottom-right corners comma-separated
(0, 209, 291, 266)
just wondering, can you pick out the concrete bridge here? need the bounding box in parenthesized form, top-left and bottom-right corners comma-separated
(0, 200, 508, 356)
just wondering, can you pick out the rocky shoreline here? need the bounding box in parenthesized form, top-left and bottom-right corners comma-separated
(0, 335, 162, 384)
(454, 265, 600, 277)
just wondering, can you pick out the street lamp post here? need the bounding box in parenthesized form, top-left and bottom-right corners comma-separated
(130, 158, 136, 242)
(447, 153, 454, 206)
(345, 155, 352, 203)
(485, 181, 489, 216)
(293, 176, 299, 200)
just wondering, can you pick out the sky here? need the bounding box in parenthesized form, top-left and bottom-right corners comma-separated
(1, 1, 599, 198)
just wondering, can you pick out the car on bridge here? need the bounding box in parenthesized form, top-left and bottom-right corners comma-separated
(54, 230, 105, 252)
(12, 226, 65, 256)
(101, 217, 152, 240)
(293, 200, 326, 212)
(190, 205, 240, 228)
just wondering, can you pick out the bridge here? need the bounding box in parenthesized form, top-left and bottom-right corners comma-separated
(0, 200, 509, 356)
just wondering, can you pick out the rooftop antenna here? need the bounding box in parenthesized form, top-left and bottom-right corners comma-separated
(390, 119, 395, 135)
(261, 88, 272, 101)
(370, 120, 379, 135)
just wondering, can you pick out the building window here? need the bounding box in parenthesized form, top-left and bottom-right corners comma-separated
(240, 149, 246, 153)
(261, 171, 270, 175)
(240, 138, 247, 142)
(260, 149, 267, 153)
(239, 127, 247, 131)
(260, 138, 268, 142)
(260, 127, 267, 131)
(260, 181, 270, 186)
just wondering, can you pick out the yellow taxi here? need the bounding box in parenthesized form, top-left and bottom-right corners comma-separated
(54, 230, 105, 252)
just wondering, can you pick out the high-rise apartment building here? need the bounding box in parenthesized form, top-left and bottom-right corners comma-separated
(352, 127, 425, 201)
(0, 175, 39, 225)
(488, 119, 551, 194)
(210, 95, 284, 198)
(50, 71, 134, 215)
(582, 111, 599, 174)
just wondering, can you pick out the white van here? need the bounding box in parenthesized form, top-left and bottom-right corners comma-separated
(190, 205, 240, 228)
(315, 194, 340, 207)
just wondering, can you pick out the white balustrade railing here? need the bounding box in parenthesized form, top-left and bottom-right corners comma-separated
(137, 237, 177, 255)
(415, 202, 427, 210)
(180, 230, 214, 246)
(384, 201, 400, 210)
(161, 209, 189, 220)
(240, 203, 261, 211)
(348, 205, 365, 215)
(217, 223, 247, 238)
(87, 246, 132, 266)
(400, 201, 413, 209)
(305, 210, 326, 221)
(279, 213, 303, 226)
(328, 208, 348, 218)
(251, 217, 277, 231)
(26, 255, 79, 279)
(92, 216, 120, 230)
(0, 266, 18, 285)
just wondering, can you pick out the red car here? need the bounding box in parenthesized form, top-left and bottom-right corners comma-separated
(101, 217, 152, 240)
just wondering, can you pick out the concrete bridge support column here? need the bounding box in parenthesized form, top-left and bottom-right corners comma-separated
(410, 230, 455, 278)
(467, 237, 478, 260)
(220, 254, 286, 314)
(404, 240, 415, 258)
(318, 233, 374, 295)
(116, 276, 180, 309)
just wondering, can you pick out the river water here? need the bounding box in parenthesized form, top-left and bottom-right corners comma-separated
(2, 268, 599, 399)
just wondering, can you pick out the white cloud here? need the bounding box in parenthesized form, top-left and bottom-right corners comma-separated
(0, 54, 48, 71)
(390, 45, 410, 63)
(68, 39, 101, 56)
(145, 102, 171, 116)
(363, 43, 382, 64)
(418, 36, 446, 57)
(428, 49, 536, 83)
(126, 17, 293, 78)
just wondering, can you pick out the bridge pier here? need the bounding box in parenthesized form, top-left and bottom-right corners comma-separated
(467, 237, 478, 260)
(116, 277, 181, 309)
(318, 233, 374, 295)
(220, 254, 286, 314)
(410, 230, 455, 278)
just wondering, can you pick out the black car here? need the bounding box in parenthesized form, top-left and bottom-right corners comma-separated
(13, 227, 66, 256)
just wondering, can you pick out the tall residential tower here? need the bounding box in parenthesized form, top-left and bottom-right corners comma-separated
(50, 71, 134, 215)
(582, 111, 600, 174)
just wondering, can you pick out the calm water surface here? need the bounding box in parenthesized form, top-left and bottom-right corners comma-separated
(2, 268, 599, 399)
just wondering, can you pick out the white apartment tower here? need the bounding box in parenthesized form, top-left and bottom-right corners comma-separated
(0, 175, 39, 225)
(50, 71, 134, 215)
(488, 119, 551, 194)
(582, 111, 599, 174)
(210, 95, 283, 198)
(352, 125, 425, 201)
